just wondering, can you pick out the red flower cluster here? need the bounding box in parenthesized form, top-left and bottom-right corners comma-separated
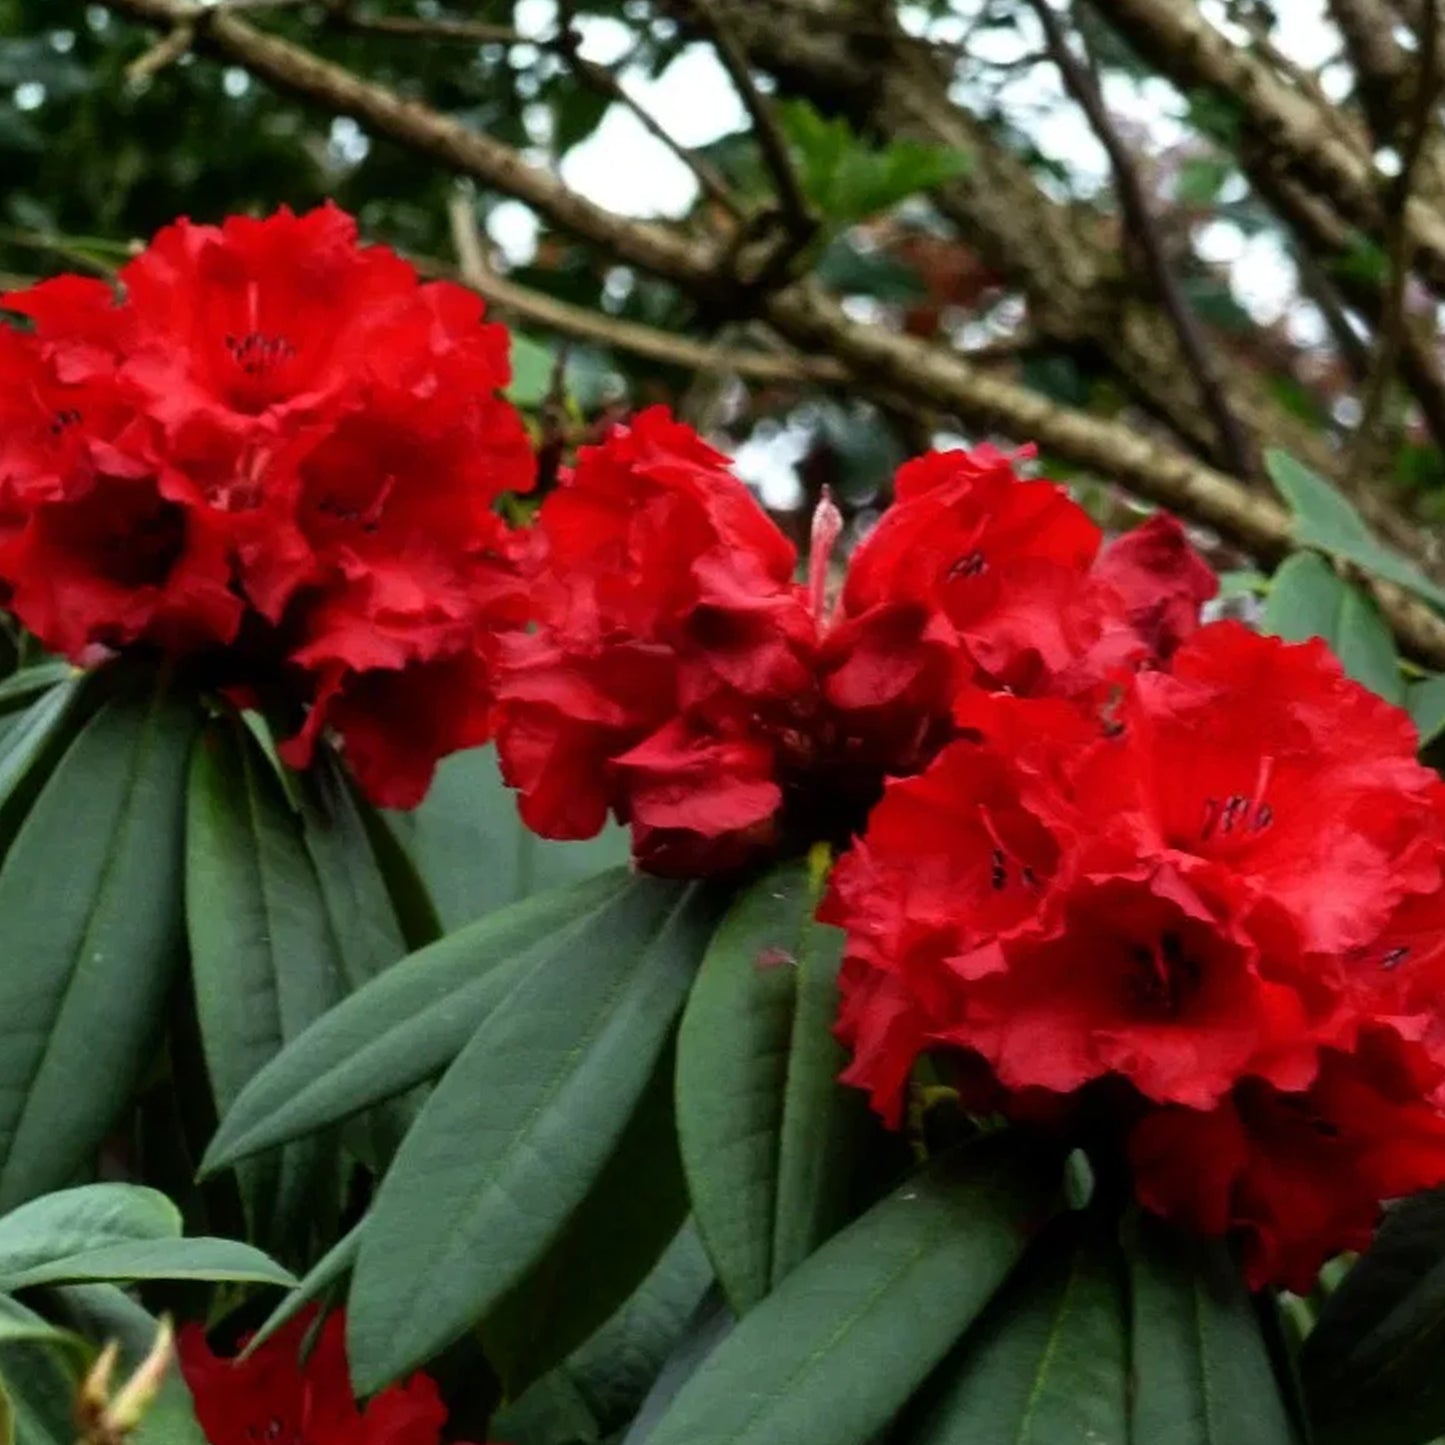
(0, 205, 534, 806)
(178, 1310, 485, 1445)
(493, 408, 1215, 873)
(823, 622, 1445, 1289)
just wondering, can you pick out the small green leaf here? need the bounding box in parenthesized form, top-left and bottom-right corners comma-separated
(1175, 155, 1232, 207)
(1125, 1213, 1301, 1445)
(1411, 674, 1445, 747)
(1266, 451, 1445, 612)
(244, 1222, 364, 1356)
(203, 869, 633, 1171)
(677, 859, 870, 1314)
(1335, 585, 1405, 704)
(508, 332, 556, 408)
(900, 1220, 1127, 1444)
(0, 677, 198, 1209)
(1262, 552, 1348, 645)
(347, 877, 725, 1392)
(0, 1186, 178, 1281)
(639, 1140, 1061, 1445)
(186, 718, 346, 1253)
(0, 1236, 295, 1291)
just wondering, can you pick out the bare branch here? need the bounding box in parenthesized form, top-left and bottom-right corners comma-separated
(321, 4, 522, 46)
(93, 0, 1445, 666)
(687, 0, 816, 241)
(1350, 0, 1445, 482)
(1030, 0, 1258, 478)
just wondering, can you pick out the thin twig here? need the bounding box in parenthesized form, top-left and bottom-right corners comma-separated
(1030, 0, 1259, 478)
(321, 3, 521, 45)
(688, 0, 815, 239)
(127, 20, 195, 82)
(1350, 0, 1444, 482)
(553, 0, 740, 217)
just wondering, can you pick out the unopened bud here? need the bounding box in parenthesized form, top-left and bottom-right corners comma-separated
(807, 486, 844, 627)
(108, 1317, 175, 1431)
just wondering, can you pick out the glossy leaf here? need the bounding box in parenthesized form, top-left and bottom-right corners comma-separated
(0, 672, 94, 859)
(347, 877, 724, 1393)
(186, 718, 344, 1253)
(203, 869, 633, 1171)
(676, 857, 867, 1313)
(900, 1220, 1127, 1444)
(1266, 451, 1445, 611)
(1302, 1187, 1445, 1445)
(0, 680, 198, 1209)
(0, 1185, 178, 1280)
(0, 663, 71, 717)
(482, 1050, 689, 1395)
(1125, 1213, 1300, 1445)
(638, 1139, 1061, 1445)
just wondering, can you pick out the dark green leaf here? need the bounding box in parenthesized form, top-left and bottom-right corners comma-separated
(0, 663, 71, 718)
(0, 1186, 177, 1280)
(0, 1297, 83, 1354)
(347, 877, 724, 1392)
(1175, 156, 1232, 207)
(1265, 451, 1445, 611)
(1302, 1187, 1445, 1445)
(0, 679, 198, 1209)
(482, 1050, 689, 1396)
(677, 858, 868, 1314)
(899, 1220, 1127, 1444)
(1125, 1213, 1300, 1445)
(393, 745, 630, 930)
(186, 718, 344, 1254)
(616, 1288, 732, 1445)
(0, 672, 96, 859)
(638, 1139, 1061, 1445)
(0, 1342, 72, 1445)
(1, 1236, 294, 1291)
(203, 869, 633, 1171)
(245, 1221, 364, 1356)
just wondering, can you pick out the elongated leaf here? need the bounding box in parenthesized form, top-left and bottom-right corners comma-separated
(900, 1220, 1127, 1444)
(0, 663, 72, 717)
(0, 1186, 178, 1280)
(617, 1288, 733, 1445)
(347, 877, 724, 1392)
(0, 1236, 294, 1291)
(482, 1049, 689, 1395)
(1302, 1187, 1445, 1445)
(677, 857, 868, 1314)
(638, 1139, 1061, 1445)
(393, 745, 630, 930)
(48, 1285, 206, 1445)
(1125, 1213, 1300, 1445)
(0, 680, 198, 1208)
(1266, 451, 1445, 611)
(245, 1221, 364, 1355)
(0, 1343, 72, 1444)
(186, 718, 344, 1251)
(1262, 552, 1348, 645)
(0, 672, 94, 858)
(202, 869, 633, 1171)
(0, 1297, 83, 1354)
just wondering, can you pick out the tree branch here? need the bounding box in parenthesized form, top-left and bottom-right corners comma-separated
(94, 0, 1445, 667)
(1030, 0, 1258, 478)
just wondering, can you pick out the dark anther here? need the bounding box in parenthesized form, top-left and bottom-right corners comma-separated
(989, 847, 1007, 890)
(1220, 794, 1249, 834)
(1382, 945, 1410, 971)
(225, 330, 297, 377)
(1021, 864, 1038, 888)
(1253, 802, 1274, 831)
(46, 407, 82, 437)
(948, 550, 987, 579)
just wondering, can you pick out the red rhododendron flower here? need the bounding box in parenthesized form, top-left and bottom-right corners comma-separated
(0, 203, 534, 806)
(178, 1309, 485, 1445)
(825, 622, 1445, 1285)
(494, 411, 1214, 874)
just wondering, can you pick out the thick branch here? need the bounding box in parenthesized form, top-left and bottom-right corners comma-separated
(95, 0, 1445, 667)
(1090, 0, 1445, 296)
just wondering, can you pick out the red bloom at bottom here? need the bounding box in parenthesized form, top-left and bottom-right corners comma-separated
(178, 1310, 483, 1445)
